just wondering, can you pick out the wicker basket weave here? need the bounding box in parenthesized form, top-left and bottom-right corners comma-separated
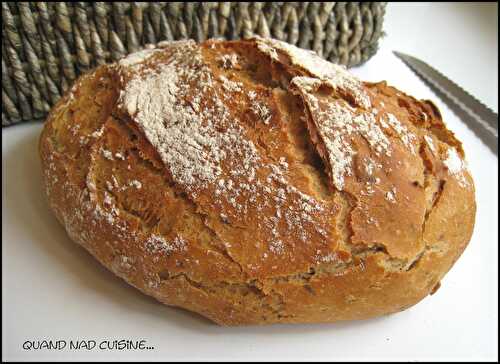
(2, 2, 387, 127)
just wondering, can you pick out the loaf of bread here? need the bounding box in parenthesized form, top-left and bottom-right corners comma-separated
(39, 37, 476, 325)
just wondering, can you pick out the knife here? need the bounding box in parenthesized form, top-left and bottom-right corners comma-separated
(393, 51, 498, 155)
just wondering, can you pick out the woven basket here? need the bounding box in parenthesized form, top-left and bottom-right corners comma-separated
(2, 2, 387, 127)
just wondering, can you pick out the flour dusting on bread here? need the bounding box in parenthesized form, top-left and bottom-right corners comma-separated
(145, 234, 187, 256)
(382, 113, 417, 154)
(254, 36, 371, 108)
(444, 147, 469, 187)
(117, 40, 333, 260)
(119, 48, 161, 68)
(119, 40, 255, 188)
(291, 77, 391, 191)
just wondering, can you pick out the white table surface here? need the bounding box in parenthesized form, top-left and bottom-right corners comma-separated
(2, 3, 498, 362)
(383, 2, 498, 113)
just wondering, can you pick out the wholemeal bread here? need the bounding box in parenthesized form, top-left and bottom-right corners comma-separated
(39, 37, 476, 326)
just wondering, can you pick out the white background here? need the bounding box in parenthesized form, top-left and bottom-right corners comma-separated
(383, 2, 498, 113)
(2, 3, 498, 362)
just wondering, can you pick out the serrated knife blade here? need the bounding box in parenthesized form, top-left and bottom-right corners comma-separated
(393, 51, 498, 155)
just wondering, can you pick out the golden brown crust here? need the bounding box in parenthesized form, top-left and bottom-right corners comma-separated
(39, 38, 476, 325)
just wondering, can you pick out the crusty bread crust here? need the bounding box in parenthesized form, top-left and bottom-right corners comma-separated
(39, 38, 475, 325)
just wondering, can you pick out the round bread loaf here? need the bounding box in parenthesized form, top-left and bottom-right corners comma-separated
(39, 37, 476, 326)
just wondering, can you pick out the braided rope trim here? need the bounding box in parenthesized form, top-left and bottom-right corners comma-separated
(2, 2, 387, 126)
